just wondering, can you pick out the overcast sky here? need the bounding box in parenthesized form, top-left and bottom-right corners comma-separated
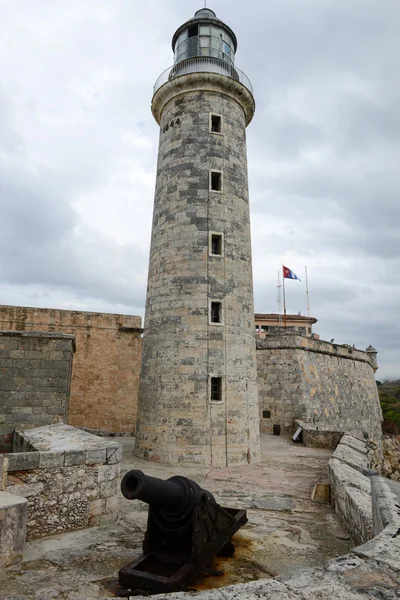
(0, 0, 399, 379)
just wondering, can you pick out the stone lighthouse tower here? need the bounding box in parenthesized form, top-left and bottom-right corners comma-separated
(134, 8, 260, 466)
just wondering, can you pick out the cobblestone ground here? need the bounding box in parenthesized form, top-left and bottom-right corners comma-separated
(0, 434, 352, 599)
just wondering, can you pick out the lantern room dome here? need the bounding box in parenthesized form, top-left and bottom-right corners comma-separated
(194, 8, 217, 18)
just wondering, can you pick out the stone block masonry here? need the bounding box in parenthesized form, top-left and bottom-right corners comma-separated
(0, 331, 75, 442)
(0, 491, 28, 567)
(0, 306, 142, 435)
(2, 424, 121, 539)
(135, 71, 260, 466)
(329, 435, 375, 544)
(257, 333, 382, 442)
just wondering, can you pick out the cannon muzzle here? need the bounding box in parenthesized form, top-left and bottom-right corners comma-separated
(121, 470, 213, 521)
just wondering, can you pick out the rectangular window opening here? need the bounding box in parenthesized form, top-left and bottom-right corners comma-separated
(210, 301, 222, 323)
(210, 171, 222, 192)
(211, 114, 222, 133)
(263, 410, 271, 419)
(211, 377, 222, 402)
(188, 25, 199, 38)
(211, 233, 222, 255)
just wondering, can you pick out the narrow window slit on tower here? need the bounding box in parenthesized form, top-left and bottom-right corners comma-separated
(210, 301, 222, 323)
(211, 377, 222, 402)
(211, 234, 222, 255)
(210, 171, 222, 192)
(211, 114, 222, 133)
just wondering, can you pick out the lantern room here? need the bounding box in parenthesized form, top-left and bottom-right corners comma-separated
(172, 8, 237, 67)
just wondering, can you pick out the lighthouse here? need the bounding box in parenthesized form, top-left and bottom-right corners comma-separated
(134, 8, 260, 466)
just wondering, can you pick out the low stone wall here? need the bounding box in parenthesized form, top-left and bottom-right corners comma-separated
(2, 424, 121, 539)
(328, 435, 376, 545)
(295, 420, 344, 449)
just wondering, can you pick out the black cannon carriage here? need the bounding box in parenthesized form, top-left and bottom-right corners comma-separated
(117, 470, 247, 596)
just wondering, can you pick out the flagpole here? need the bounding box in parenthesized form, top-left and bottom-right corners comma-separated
(305, 266, 310, 318)
(277, 267, 282, 323)
(282, 264, 287, 327)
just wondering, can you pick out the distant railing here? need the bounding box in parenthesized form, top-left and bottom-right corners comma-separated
(153, 57, 253, 96)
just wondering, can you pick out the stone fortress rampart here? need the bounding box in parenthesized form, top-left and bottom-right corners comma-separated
(257, 333, 382, 443)
(0, 305, 142, 436)
(0, 304, 382, 446)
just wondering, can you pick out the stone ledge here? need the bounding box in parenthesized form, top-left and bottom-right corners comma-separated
(256, 333, 374, 367)
(332, 441, 378, 477)
(152, 72, 255, 126)
(354, 477, 400, 574)
(329, 438, 374, 545)
(340, 434, 369, 455)
(3, 424, 122, 472)
(0, 330, 76, 353)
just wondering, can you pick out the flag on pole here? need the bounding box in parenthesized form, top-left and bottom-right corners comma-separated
(283, 265, 301, 281)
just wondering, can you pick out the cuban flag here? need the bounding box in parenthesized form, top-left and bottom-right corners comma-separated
(283, 265, 301, 281)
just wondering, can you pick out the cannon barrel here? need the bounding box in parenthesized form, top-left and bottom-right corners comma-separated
(121, 470, 185, 511)
(121, 470, 213, 520)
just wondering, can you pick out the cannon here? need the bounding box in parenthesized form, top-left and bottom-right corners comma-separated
(117, 470, 247, 596)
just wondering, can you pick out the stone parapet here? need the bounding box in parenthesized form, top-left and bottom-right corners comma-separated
(257, 333, 382, 441)
(257, 333, 375, 364)
(2, 424, 121, 539)
(152, 71, 255, 126)
(329, 436, 376, 545)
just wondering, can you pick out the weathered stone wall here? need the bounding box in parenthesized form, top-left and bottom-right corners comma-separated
(3, 424, 121, 539)
(0, 491, 27, 567)
(257, 334, 382, 441)
(135, 79, 260, 466)
(0, 331, 75, 443)
(329, 435, 376, 545)
(0, 306, 142, 434)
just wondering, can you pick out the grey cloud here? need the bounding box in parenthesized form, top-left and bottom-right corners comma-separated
(0, 0, 399, 377)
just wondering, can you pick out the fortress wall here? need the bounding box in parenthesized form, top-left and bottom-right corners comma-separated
(0, 306, 142, 435)
(257, 334, 382, 441)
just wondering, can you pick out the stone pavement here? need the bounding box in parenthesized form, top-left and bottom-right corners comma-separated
(0, 434, 353, 599)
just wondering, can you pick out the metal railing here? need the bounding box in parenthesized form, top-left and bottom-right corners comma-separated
(153, 57, 253, 96)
